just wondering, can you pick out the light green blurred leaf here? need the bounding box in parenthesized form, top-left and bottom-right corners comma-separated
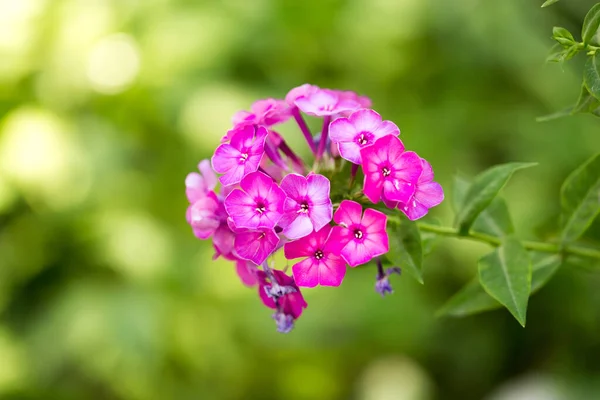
(582, 3, 600, 45)
(453, 176, 514, 238)
(542, 0, 560, 7)
(478, 236, 531, 326)
(386, 218, 423, 284)
(560, 152, 600, 243)
(455, 163, 536, 236)
(552, 27, 576, 47)
(584, 52, 600, 100)
(437, 252, 562, 318)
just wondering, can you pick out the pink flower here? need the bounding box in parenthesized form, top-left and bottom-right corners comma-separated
(232, 98, 291, 127)
(335, 90, 372, 112)
(332, 200, 389, 267)
(294, 89, 360, 117)
(258, 269, 307, 333)
(284, 225, 346, 287)
(225, 171, 285, 230)
(185, 160, 218, 203)
(360, 135, 423, 205)
(278, 173, 332, 239)
(233, 226, 280, 265)
(285, 84, 320, 106)
(399, 158, 444, 220)
(329, 109, 400, 164)
(212, 125, 268, 186)
(186, 191, 224, 239)
(235, 259, 259, 287)
(212, 222, 237, 260)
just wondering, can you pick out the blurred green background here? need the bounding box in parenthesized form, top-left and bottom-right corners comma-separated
(2, 0, 600, 399)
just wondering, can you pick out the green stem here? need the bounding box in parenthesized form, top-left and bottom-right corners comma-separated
(416, 222, 600, 260)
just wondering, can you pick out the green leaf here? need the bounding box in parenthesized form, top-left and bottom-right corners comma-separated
(454, 163, 536, 236)
(560, 153, 600, 243)
(420, 218, 440, 257)
(386, 218, 423, 284)
(478, 236, 531, 326)
(572, 83, 600, 114)
(582, 3, 600, 45)
(453, 176, 514, 237)
(552, 27, 575, 47)
(541, 0, 560, 7)
(437, 252, 562, 318)
(584, 52, 600, 100)
(536, 106, 574, 122)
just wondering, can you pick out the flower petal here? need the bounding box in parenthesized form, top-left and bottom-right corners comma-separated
(416, 181, 444, 208)
(348, 109, 382, 133)
(292, 258, 320, 288)
(306, 173, 331, 205)
(334, 200, 363, 226)
(329, 117, 357, 143)
(280, 173, 308, 200)
(318, 254, 347, 286)
(341, 239, 373, 267)
(282, 214, 314, 239)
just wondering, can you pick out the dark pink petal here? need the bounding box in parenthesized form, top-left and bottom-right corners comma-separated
(333, 200, 363, 226)
(382, 179, 415, 204)
(234, 228, 279, 265)
(324, 227, 348, 254)
(318, 254, 346, 286)
(341, 239, 372, 267)
(281, 292, 307, 319)
(240, 171, 272, 199)
(292, 258, 320, 287)
(232, 110, 257, 127)
(235, 260, 258, 287)
(393, 151, 423, 183)
(363, 173, 384, 203)
(362, 208, 387, 235)
(364, 232, 389, 257)
(284, 225, 331, 259)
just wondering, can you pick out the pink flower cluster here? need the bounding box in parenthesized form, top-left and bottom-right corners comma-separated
(185, 84, 443, 333)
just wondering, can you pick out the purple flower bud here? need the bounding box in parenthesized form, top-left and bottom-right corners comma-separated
(273, 312, 295, 333)
(375, 267, 402, 297)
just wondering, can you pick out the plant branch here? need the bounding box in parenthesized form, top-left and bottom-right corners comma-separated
(416, 222, 600, 260)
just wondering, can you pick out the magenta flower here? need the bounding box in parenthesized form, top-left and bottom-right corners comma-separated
(212, 125, 268, 186)
(284, 225, 346, 287)
(185, 160, 218, 203)
(294, 89, 360, 117)
(332, 200, 389, 267)
(235, 259, 259, 287)
(360, 135, 423, 205)
(399, 158, 444, 220)
(285, 84, 320, 106)
(233, 226, 280, 265)
(329, 109, 400, 164)
(232, 98, 291, 127)
(278, 173, 332, 239)
(258, 269, 307, 333)
(212, 222, 236, 260)
(225, 171, 285, 230)
(186, 191, 224, 239)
